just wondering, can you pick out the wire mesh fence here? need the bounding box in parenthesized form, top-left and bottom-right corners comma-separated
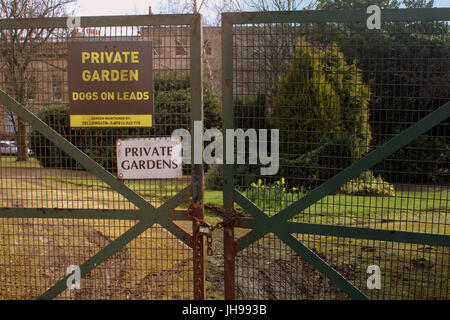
(0, 17, 198, 299)
(226, 11, 449, 300)
(0, 9, 449, 301)
(0, 217, 193, 299)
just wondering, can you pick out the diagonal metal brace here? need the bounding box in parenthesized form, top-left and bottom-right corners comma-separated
(0, 89, 195, 299)
(232, 101, 450, 299)
(236, 101, 450, 251)
(37, 185, 193, 300)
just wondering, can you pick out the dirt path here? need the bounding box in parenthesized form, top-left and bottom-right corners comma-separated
(205, 230, 349, 300)
(1, 165, 448, 300)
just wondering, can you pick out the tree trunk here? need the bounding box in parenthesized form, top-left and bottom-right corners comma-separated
(16, 118, 28, 161)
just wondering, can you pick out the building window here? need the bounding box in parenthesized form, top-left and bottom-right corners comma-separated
(153, 38, 162, 56)
(175, 38, 188, 56)
(2, 72, 36, 100)
(4, 113, 15, 133)
(204, 39, 212, 55)
(51, 74, 63, 101)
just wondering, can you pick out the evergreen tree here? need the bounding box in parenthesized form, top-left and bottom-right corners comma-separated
(270, 40, 372, 160)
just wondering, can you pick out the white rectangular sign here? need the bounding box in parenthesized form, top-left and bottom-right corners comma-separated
(116, 137, 182, 179)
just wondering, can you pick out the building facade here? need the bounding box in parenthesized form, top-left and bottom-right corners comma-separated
(0, 26, 222, 138)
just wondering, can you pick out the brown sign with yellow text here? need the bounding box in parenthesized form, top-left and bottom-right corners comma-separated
(68, 41, 153, 127)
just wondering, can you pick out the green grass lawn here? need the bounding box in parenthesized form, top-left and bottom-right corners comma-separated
(0, 156, 41, 168)
(221, 187, 449, 300)
(0, 172, 448, 299)
(4, 172, 447, 231)
(204, 190, 223, 206)
(40, 176, 449, 232)
(238, 188, 448, 216)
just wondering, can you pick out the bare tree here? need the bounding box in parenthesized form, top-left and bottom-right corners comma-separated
(158, 0, 207, 15)
(159, 0, 231, 25)
(228, 0, 312, 107)
(239, 0, 310, 11)
(0, 0, 73, 161)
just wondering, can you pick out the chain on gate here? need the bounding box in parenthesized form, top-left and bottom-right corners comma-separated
(186, 204, 239, 256)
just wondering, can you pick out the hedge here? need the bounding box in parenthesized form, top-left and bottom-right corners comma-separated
(30, 86, 222, 171)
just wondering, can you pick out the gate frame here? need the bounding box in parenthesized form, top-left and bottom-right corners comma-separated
(0, 13, 205, 300)
(221, 8, 450, 300)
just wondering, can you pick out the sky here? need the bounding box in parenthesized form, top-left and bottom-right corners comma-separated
(69, 0, 160, 16)
(68, 0, 450, 18)
(67, 0, 223, 25)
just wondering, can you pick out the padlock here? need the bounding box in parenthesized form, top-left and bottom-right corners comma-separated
(199, 225, 212, 237)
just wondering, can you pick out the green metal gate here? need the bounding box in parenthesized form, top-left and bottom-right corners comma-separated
(1, 8, 449, 301)
(0, 14, 205, 300)
(222, 8, 450, 300)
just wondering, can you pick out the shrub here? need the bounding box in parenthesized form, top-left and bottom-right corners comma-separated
(277, 132, 394, 195)
(29, 105, 152, 170)
(154, 71, 190, 91)
(205, 163, 223, 190)
(373, 134, 449, 184)
(234, 94, 267, 130)
(30, 85, 222, 171)
(213, 94, 267, 189)
(340, 171, 395, 197)
(205, 163, 259, 191)
(29, 105, 83, 169)
(155, 87, 222, 132)
(270, 40, 372, 161)
(306, 12, 449, 185)
(277, 132, 358, 189)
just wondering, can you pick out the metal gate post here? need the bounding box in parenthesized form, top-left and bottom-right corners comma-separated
(222, 15, 236, 300)
(190, 14, 205, 300)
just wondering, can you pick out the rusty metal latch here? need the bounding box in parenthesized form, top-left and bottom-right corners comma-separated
(187, 204, 239, 256)
(198, 225, 214, 256)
